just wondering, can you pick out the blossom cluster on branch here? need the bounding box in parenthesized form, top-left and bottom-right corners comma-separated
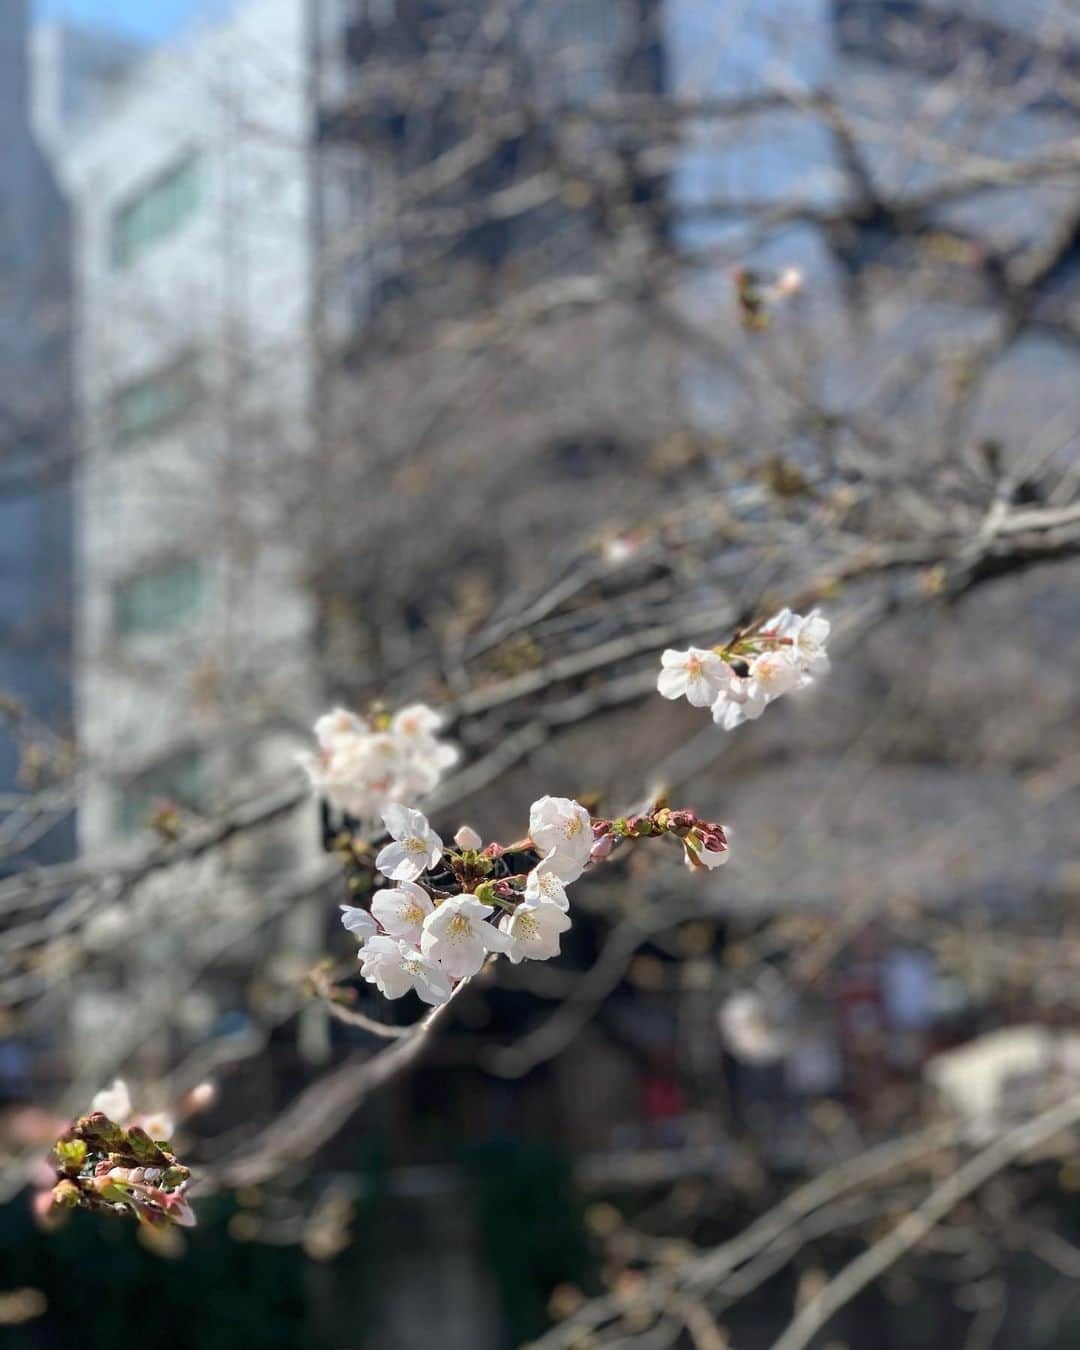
(298, 703, 459, 822)
(312, 609, 830, 1010)
(658, 607, 830, 729)
(337, 797, 730, 1006)
(40, 1080, 196, 1230)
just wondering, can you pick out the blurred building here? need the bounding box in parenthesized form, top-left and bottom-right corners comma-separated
(0, 1, 77, 870)
(35, 0, 323, 863)
(31, 0, 325, 1074)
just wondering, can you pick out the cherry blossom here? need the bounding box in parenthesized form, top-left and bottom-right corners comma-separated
(358, 935, 452, 1005)
(657, 647, 732, 707)
(711, 670, 768, 729)
(659, 608, 830, 731)
(772, 607, 831, 680)
(420, 896, 509, 980)
(524, 855, 571, 910)
(453, 824, 483, 850)
(375, 805, 444, 882)
(132, 1110, 176, 1142)
(371, 880, 434, 945)
(340, 904, 378, 942)
(683, 821, 730, 870)
(300, 701, 459, 820)
(91, 1079, 132, 1124)
(499, 900, 573, 964)
(528, 796, 593, 879)
(390, 703, 444, 740)
(314, 707, 369, 747)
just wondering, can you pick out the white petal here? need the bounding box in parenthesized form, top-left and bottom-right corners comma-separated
(92, 1079, 132, 1123)
(657, 667, 689, 700)
(340, 905, 378, 941)
(454, 825, 483, 851)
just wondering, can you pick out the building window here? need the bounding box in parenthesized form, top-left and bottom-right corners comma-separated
(111, 353, 199, 446)
(116, 748, 208, 835)
(111, 152, 201, 269)
(113, 559, 205, 637)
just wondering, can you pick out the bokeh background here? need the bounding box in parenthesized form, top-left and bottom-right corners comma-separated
(1, 0, 1079, 1346)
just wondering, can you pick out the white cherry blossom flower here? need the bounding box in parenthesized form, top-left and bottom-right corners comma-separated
(528, 796, 592, 878)
(663, 608, 831, 734)
(340, 904, 378, 942)
(711, 673, 768, 730)
(390, 703, 444, 740)
(420, 896, 509, 980)
(92, 1079, 132, 1123)
(524, 855, 571, 911)
(314, 707, 369, 748)
(498, 900, 572, 964)
(376, 805, 443, 881)
(358, 935, 452, 1005)
(133, 1110, 176, 1142)
(748, 648, 801, 700)
(685, 835, 730, 870)
(787, 609, 831, 680)
(371, 880, 434, 945)
(301, 703, 460, 820)
(762, 609, 831, 681)
(657, 647, 731, 707)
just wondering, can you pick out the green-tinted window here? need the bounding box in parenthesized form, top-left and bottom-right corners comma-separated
(117, 748, 208, 835)
(112, 353, 199, 446)
(111, 152, 201, 269)
(114, 560, 205, 637)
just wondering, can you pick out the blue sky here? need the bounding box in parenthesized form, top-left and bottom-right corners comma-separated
(36, 0, 218, 43)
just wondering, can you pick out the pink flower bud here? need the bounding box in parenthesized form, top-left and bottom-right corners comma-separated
(454, 825, 482, 851)
(185, 1082, 217, 1115)
(589, 834, 615, 863)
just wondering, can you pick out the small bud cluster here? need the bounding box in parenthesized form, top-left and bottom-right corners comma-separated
(595, 806, 730, 872)
(337, 797, 732, 1006)
(657, 608, 830, 730)
(43, 1081, 194, 1230)
(298, 704, 459, 822)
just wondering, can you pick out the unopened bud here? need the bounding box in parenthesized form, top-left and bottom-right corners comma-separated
(186, 1082, 217, 1114)
(589, 834, 615, 863)
(124, 1126, 160, 1162)
(51, 1179, 80, 1209)
(454, 825, 482, 851)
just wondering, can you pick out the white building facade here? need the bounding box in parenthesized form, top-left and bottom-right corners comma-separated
(39, 0, 324, 859)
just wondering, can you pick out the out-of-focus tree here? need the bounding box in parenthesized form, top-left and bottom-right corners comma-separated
(2, 1, 1079, 1344)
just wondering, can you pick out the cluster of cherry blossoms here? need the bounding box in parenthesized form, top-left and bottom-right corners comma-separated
(299, 703, 459, 822)
(337, 797, 731, 1006)
(41, 1079, 196, 1231)
(658, 607, 830, 730)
